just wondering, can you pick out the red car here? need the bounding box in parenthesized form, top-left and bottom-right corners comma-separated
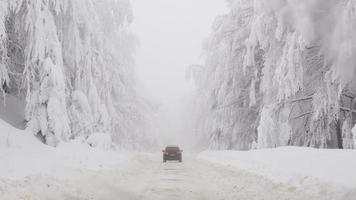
(162, 145, 183, 162)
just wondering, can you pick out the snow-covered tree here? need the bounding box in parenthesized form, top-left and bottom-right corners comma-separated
(191, 0, 259, 150)
(1, 0, 155, 148)
(0, 1, 9, 94)
(192, 0, 356, 150)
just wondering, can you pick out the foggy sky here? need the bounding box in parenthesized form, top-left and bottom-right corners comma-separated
(131, 0, 227, 148)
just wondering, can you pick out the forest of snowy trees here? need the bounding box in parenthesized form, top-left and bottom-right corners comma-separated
(0, 0, 155, 149)
(191, 0, 356, 150)
(2, 0, 356, 152)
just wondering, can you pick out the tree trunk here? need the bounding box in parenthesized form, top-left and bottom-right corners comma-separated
(336, 119, 344, 149)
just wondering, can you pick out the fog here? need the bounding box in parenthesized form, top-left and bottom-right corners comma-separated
(131, 0, 227, 149)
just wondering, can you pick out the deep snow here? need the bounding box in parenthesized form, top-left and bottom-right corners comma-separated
(1, 119, 356, 199)
(199, 147, 356, 199)
(0, 119, 137, 180)
(0, 153, 327, 200)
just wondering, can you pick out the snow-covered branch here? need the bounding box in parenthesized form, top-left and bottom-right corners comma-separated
(191, 0, 356, 150)
(0, 0, 155, 149)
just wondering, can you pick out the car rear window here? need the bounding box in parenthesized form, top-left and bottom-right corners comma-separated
(166, 146, 179, 152)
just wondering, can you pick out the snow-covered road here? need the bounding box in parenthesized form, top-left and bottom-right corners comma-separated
(1, 154, 321, 200)
(135, 156, 315, 200)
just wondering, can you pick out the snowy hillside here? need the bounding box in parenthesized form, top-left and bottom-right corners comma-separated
(0, 0, 155, 148)
(191, 0, 356, 150)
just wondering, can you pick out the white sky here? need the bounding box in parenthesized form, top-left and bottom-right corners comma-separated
(131, 0, 227, 148)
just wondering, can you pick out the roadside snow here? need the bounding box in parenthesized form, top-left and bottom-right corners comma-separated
(0, 119, 137, 180)
(198, 147, 356, 194)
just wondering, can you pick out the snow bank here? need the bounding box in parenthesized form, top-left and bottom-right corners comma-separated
(198, 147, 356, 190)
(0, 119, 41, 149)
(0, 119, 136, 180)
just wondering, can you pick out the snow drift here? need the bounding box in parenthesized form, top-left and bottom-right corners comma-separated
(0, 119, 136, 180)
(199, 147, 356, 199)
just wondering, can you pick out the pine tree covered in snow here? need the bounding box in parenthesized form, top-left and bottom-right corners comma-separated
(0, 0, 155, 148)
(192, 0, 356, 150)
(191, 0, 259, 150)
